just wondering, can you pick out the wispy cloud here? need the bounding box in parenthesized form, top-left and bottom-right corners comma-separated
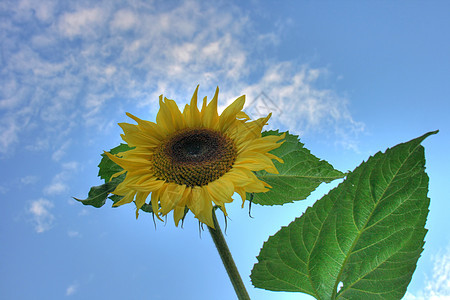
(67, 230, 82, 238)
(1, 0, 363, 158)
(21, 175, 39, 185)
(28, 198, 55, 233)
(404, 245, 450, 300)
(66, 282, 78, 296)
(43, 161, 79, 195)
(52, 140, 72, 162)
(0, 116, 19, 153)
(16, 0, 57, 23)
(43, 181, 68, 195)
(0, 185, 8, 194)
(241, 63, 364, 145)
(58, 7, 106, 38)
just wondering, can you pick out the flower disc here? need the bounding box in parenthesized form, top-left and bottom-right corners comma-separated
(154, 128, 237, 187)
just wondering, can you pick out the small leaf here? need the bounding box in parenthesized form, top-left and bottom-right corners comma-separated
(140, 203, 154, 213)
(251, 131, 437, 299)
(98, 143, 133, 182)
(108, 194, 124, 206)
(251, 131, 345, 205)
(74, 173, 125, 208)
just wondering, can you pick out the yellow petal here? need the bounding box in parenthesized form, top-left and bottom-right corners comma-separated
(109, 170, 126, 182)
(118, 123, 161, 147)
(235, 187, 247, 207)
(104, 152, 151, 171)
(219, 95, 245, 133)
(234, 151, 277, 172)
(112, 190, 136, 207)
(241, 135, 284, 153)
(113, 182, 131, 195)
(232, 166, 267, 191)
(206, 179, 234, 206)
(236, 114, 272, 143)
(125, 112, 166, 140)
(164, 97, 185, 130)
(156, 95, 184, 134)
(113, 174, 140, 194)
(236, 111, 250, 121)
(183, 85, 202, 127)
(201, 87, 219, 129)
(187, 186, 203, 217)
(201, 96, 207, 112)
(266, 152, 284, 164)
(151, 185, 165, 221)
(160, 183, 186, 215)
(173, 205, 185, 227)
(173, 187, 191, 226)
(223, 168, 253, 187)
(135, 191, 150, 219)
(127, 179, 165, 192)
(197, 187, 214, 228)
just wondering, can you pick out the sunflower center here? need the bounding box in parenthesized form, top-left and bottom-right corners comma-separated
(153, 128, 237, 187)
(183, 141, 204, 157)
(171, 131, 218, 162)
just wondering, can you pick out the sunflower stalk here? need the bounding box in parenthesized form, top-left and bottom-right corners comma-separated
(208, 208, 250, 300)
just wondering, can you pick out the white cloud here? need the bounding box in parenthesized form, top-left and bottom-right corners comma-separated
(110, 9, 137, 31)
(21, 175, 39, 185)
(58, 7, 106, 38)
(28, 198, 55, 233)
(78, 208, 90, 216)
(0, 115, 19, 155)
(404, 245, 450, 300)
(425, 246, 450, 298)
(241, 63, 364, 147)
(62, 161, 79, 170)
(17, 0, 56, 23)
(67, 230, 81, 238)
(0, 185, 8, 194)
(1, 0, 363, 157)
(43, 161, 79, 195)
(44, 181, 68, 195)
(52, 140, 71, 161)
(66, 282, 78, 296)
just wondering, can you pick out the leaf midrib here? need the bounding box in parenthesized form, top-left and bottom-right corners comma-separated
(258, 174, 344, 180)
(332, 142, 422, 299)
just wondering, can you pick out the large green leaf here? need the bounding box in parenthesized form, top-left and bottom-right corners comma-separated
(251, 131, 344, 205)
(251, 131, 437, 299)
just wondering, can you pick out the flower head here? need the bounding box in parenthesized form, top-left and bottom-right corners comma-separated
(106, 86, 284, 228)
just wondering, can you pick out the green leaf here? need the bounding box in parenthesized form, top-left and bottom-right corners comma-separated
(74, 173, 126, 208)
(76, 144, 154, 213)
(140, 203, 154, 213)
(98, 143, 133, 182)
(251, 131, 345, 205)
(108, 194, 124, 206)
(74, 144, 132, 208)
(251, 131, 437, 299)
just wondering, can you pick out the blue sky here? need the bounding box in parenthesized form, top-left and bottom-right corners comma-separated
(1, 1, 449, 299)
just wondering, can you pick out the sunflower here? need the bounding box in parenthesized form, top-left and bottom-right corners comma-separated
(105, 86, 284, 228)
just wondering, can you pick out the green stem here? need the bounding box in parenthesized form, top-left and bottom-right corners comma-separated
(208, 209, 251, 300)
